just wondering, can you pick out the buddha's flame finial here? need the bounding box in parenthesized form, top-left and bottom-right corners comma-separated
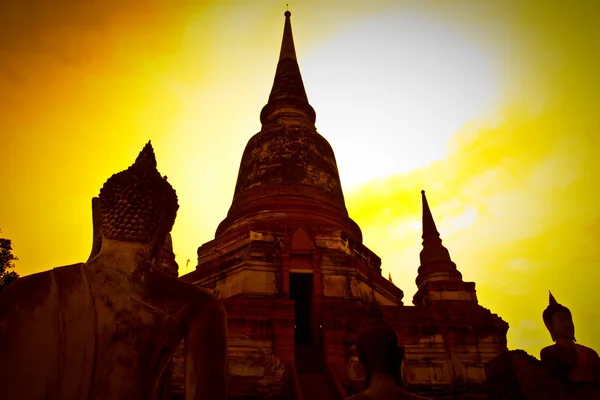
(133, 141, 157, 170)
(549, 291, 558, 306)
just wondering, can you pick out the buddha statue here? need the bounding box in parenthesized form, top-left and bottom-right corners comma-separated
(0, 142, 227, 400)
(540, 291, 600, 393)
(348, 299, 431, 400)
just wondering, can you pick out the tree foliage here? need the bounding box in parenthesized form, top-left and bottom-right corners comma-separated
(0, 234, 19, 292)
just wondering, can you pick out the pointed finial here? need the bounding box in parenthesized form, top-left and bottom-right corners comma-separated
(415, 190, 460, 290)
(421, 190, 440, 239)
(133, 140, 157, 170)
(549, 291, 558, 306)
(260, 7, 315, 125)
(388, 272, 393, 283)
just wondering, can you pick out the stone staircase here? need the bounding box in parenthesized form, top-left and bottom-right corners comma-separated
(295, 343, 340, 400)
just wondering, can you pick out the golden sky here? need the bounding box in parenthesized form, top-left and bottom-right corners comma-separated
(1, 0, 598, 356)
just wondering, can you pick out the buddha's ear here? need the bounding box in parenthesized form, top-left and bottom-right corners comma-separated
(150, 229, 169, 266)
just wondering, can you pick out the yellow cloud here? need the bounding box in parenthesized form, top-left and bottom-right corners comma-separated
(347, 1, 600, 356)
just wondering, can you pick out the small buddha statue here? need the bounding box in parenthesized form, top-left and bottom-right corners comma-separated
(0, 142, 227, 400)
(540, 291, 600, 393)
(348, 299, 431, 400)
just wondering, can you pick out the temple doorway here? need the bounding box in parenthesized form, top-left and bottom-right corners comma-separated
(290, 272, 313, 344)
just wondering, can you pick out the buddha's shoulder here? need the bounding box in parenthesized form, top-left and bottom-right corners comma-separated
(0, 263, 87, 323)
(148, 268, 210, 299)
(540, 344, 559, 357)
(576, 344, 600, 358)
(52, 263, 91, 286)
(135, 267, 222, 317)
(0, 263, 85, 300)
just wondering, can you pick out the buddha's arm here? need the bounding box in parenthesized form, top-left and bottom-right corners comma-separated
(184, 293, 228, 400)
(540, 348, 554, 369)
(0, 272, 62, 399)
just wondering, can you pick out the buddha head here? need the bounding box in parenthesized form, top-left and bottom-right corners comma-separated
(97, 142, 179, 261)
(543, 291, 576, 342)
(356, 298, 404, 388)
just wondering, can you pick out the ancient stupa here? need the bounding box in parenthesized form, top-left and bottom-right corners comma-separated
(177, 11, 508, 400)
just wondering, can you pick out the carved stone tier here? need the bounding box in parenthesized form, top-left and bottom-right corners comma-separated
(321, 299, 508, 399)
(181, 223, 505, 399)
(182, 228, 401, 303)
(413, 280, 478, 306)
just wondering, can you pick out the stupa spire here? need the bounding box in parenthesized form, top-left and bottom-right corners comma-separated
(421, 190, 441, 241)
(419, 190, 452, 263)
(214, 11, 360, 242)
(415, 190, 462, 288)
(279, 11, 297, 60)
(259, 11, 316, 125)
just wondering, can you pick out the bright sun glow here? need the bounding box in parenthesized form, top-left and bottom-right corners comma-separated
(303, 10, 501, 189)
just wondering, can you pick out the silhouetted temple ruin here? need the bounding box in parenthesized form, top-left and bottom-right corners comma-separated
(176, 11, 509, 399)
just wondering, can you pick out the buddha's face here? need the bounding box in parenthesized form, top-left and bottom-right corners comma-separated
(551, 311, 575, 341)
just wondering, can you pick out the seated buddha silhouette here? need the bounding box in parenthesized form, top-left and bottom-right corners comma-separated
(0, 142, 227, 400)
(540, 292, 600, 394)
(348, 299, 431, 400)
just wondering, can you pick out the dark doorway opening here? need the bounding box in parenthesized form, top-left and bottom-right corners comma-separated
(290, 273, 313, 344)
